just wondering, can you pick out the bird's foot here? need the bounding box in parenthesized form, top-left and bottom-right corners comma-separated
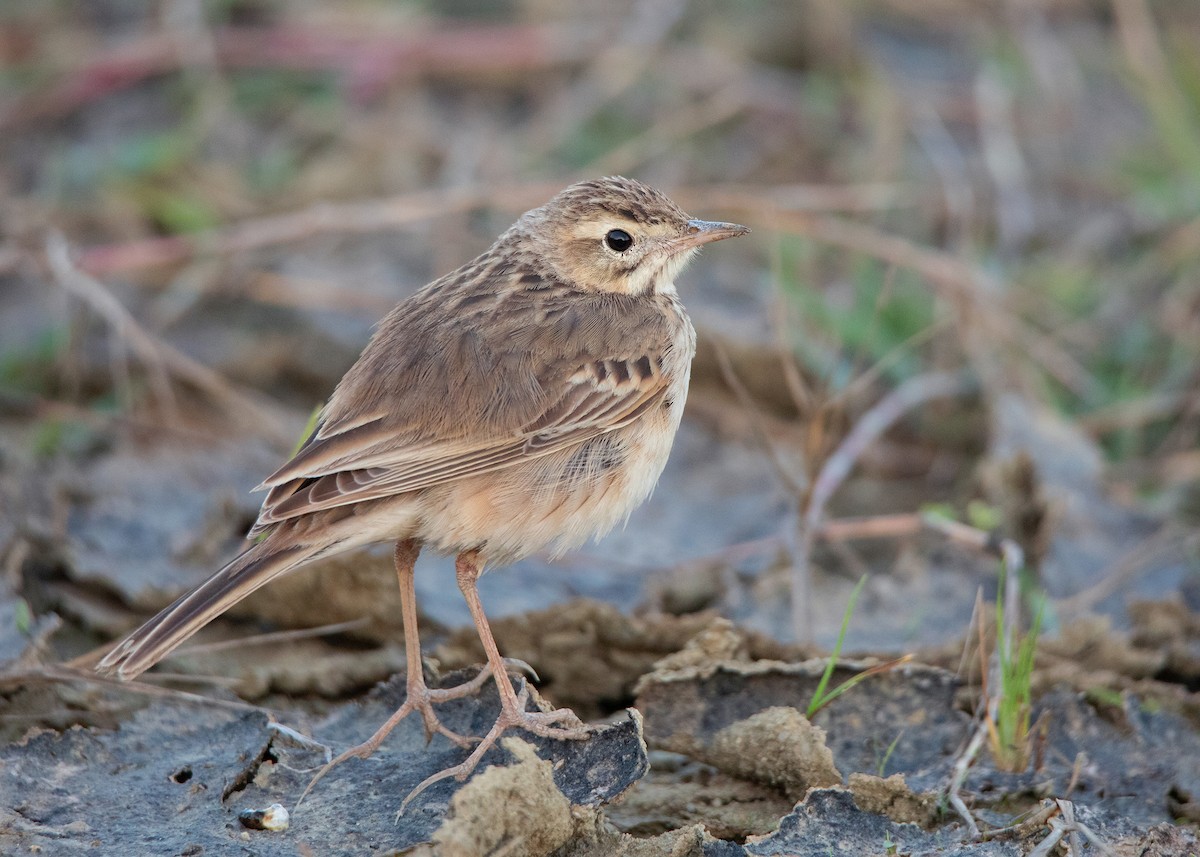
(397, 681, 590, 816)
(295, 664, 496, 809)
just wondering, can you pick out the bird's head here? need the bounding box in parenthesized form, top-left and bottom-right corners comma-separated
(521, 176, 749, 296)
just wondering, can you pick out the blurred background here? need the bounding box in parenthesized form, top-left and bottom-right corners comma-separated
(1, 0, 1199, 700)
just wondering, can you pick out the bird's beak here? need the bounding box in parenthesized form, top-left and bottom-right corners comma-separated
(673, 219, 751, 251)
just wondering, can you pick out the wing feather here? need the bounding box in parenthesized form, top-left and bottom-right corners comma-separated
(252, 355, 667, 528)
(245, 264, 681, 534)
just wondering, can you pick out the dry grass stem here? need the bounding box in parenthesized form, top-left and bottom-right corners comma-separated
(713, 342, 804, 495)
(174, 618, 371, 656)
(63, 181, 906, 280)
(817, 514, 922, 541)
(792, 371, 972, 641)
(767, 210, 1096, 396)
(976, 799, 1058, 841)
(45, 232, 292, 444)
(0, 663, 282, 717)
(1056, 527, 1195, 615)
(0, 23, 592, 131)
(946, 717, 987, 838)
(75, 184, 556, 276)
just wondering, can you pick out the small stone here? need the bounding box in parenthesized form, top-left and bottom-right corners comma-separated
(238, 803, 290, 832)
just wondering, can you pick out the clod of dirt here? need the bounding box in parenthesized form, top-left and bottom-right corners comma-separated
(429, 738, 582, 857)
(0, 704, 278, 856)
(706, 707, 840, 802)
(53, 440, 278, 613)
(645, 617, 750, 676)
(1043, 614, 1167, 682)
(847, 772, 937, 826)
(1129, 597, 1200, 687)
(637, 624, 969, 786)
(553, 822, 724, 857)
(436, 603, 793, 721)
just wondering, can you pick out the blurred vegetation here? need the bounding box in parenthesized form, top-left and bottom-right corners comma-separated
(3, 9, 1200, 848)
(0, 0, 1197, 505)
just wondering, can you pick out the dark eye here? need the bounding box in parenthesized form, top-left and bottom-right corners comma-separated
(604, 229, 633, 252)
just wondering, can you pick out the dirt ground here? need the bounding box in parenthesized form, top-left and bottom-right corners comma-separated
(2, 2, 1199, 855)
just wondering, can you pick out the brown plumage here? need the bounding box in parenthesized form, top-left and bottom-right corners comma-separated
(96, 176, 748, 803)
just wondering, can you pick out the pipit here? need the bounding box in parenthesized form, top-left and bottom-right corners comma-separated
(97, 176, 748, 803)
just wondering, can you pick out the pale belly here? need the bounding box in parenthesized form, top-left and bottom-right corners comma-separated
(414, 380, 688, 567)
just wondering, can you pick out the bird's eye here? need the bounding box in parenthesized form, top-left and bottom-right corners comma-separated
(604, 229, 634, 252)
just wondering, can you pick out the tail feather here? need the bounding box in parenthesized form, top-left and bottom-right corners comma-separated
(97, 541, 319, 680)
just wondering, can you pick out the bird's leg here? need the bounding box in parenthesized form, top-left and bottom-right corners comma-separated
(297, 539, 488, 806)
(397, 549, 590, 813)
(454, 549, 589, 738)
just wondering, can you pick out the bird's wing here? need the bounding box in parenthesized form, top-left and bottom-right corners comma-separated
(247, 255, 680, 534)
(252, 353, 670, 529)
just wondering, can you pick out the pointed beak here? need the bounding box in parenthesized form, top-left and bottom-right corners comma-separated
(673, 219, 751, 252)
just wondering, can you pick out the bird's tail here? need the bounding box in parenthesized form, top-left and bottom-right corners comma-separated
(96, 538, 325, 680)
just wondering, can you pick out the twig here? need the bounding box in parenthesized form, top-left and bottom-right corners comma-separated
(651, 535, 782, 574)
(524, 0, 689, 158)
(1057, 527, 1193, 615)
(1023, 799, 1116, 857)
(68, 181, 909, 279)
(958, 588, 987, 685)
(765, 209, 1096, 397)
(0, 663, 285, 717)
(976, 799, 1058, 841)
(1025, 822, 1066, 857)
(916, 511, 1022, 672)
(818, 514, 922, 541)
(590, 82, 748, 175)
(1067, 802, 1117, 857)
(689, 182, 909, 217)
(946, 717, 987, 838)
(919, 511, 1025, 572)
(47, 231, 178, 421)
(44, 231, 292, 444)
(175, 618, 371, 656)
(910, 100, 974, 254)
(1064, 752, 1086, 797)
(9, 614, 62, 672)
(0, 24, 593, 131)
(131, 671, 243, 687)
(792, 371, 973, 642)
(74, 184, 554, 276)
(835, 316, 953, 409)
(1077, 390, 1191, 434)
(712, 342, 804, 495)
(1059, 799, 1084, 857)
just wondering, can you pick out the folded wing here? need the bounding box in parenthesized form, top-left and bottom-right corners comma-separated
(250, 353, 667, 534)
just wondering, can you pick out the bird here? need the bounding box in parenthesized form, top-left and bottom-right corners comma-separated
(96, 176, 749, 801)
